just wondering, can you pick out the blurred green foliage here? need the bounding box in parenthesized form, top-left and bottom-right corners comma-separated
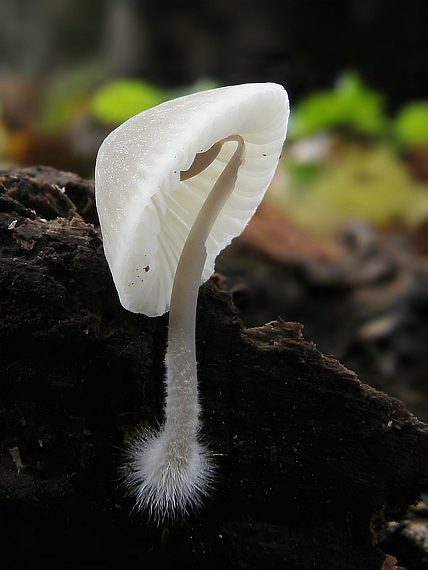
(89, 79, 166, 126)
(276, 143, 428, 235)
(290, 72, 428, 152)
(394, 102, 428, 149)
(2, 67, 428, 235)
(31, 69, 428, 152)
(274, 72, 428, 234)
(290, 73, 387, 139)
(38, 63, 104, 133)
(89, 78, 218, 127)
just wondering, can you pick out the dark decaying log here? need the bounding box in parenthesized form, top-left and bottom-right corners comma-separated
(1, 166, 428, 569)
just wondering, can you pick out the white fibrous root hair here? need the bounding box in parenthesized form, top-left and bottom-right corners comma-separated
(122, 427, 215, 523)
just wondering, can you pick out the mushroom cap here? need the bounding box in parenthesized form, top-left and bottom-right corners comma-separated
(95, 82, 289, 316)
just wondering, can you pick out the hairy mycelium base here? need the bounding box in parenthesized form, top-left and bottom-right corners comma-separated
(122, 422, 214, 521)
(123, 136, 245, 521)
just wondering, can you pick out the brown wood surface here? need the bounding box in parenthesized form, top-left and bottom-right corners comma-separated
(1, 166, 427, 569)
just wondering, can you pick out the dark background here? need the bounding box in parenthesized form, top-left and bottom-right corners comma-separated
(0, 0, 427, 109)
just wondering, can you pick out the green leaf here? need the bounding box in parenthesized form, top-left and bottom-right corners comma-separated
(289, 91, 340, 139)
(90, 79, 166, 126)
(394, 102, 428, 149)
(290, 72, 386, 139)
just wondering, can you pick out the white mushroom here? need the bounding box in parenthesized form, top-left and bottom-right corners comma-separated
(95, 82, 289, 521)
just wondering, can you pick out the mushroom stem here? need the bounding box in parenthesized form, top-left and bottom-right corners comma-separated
(126, 136, 245, 520)
(167, 134, 245, 430)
